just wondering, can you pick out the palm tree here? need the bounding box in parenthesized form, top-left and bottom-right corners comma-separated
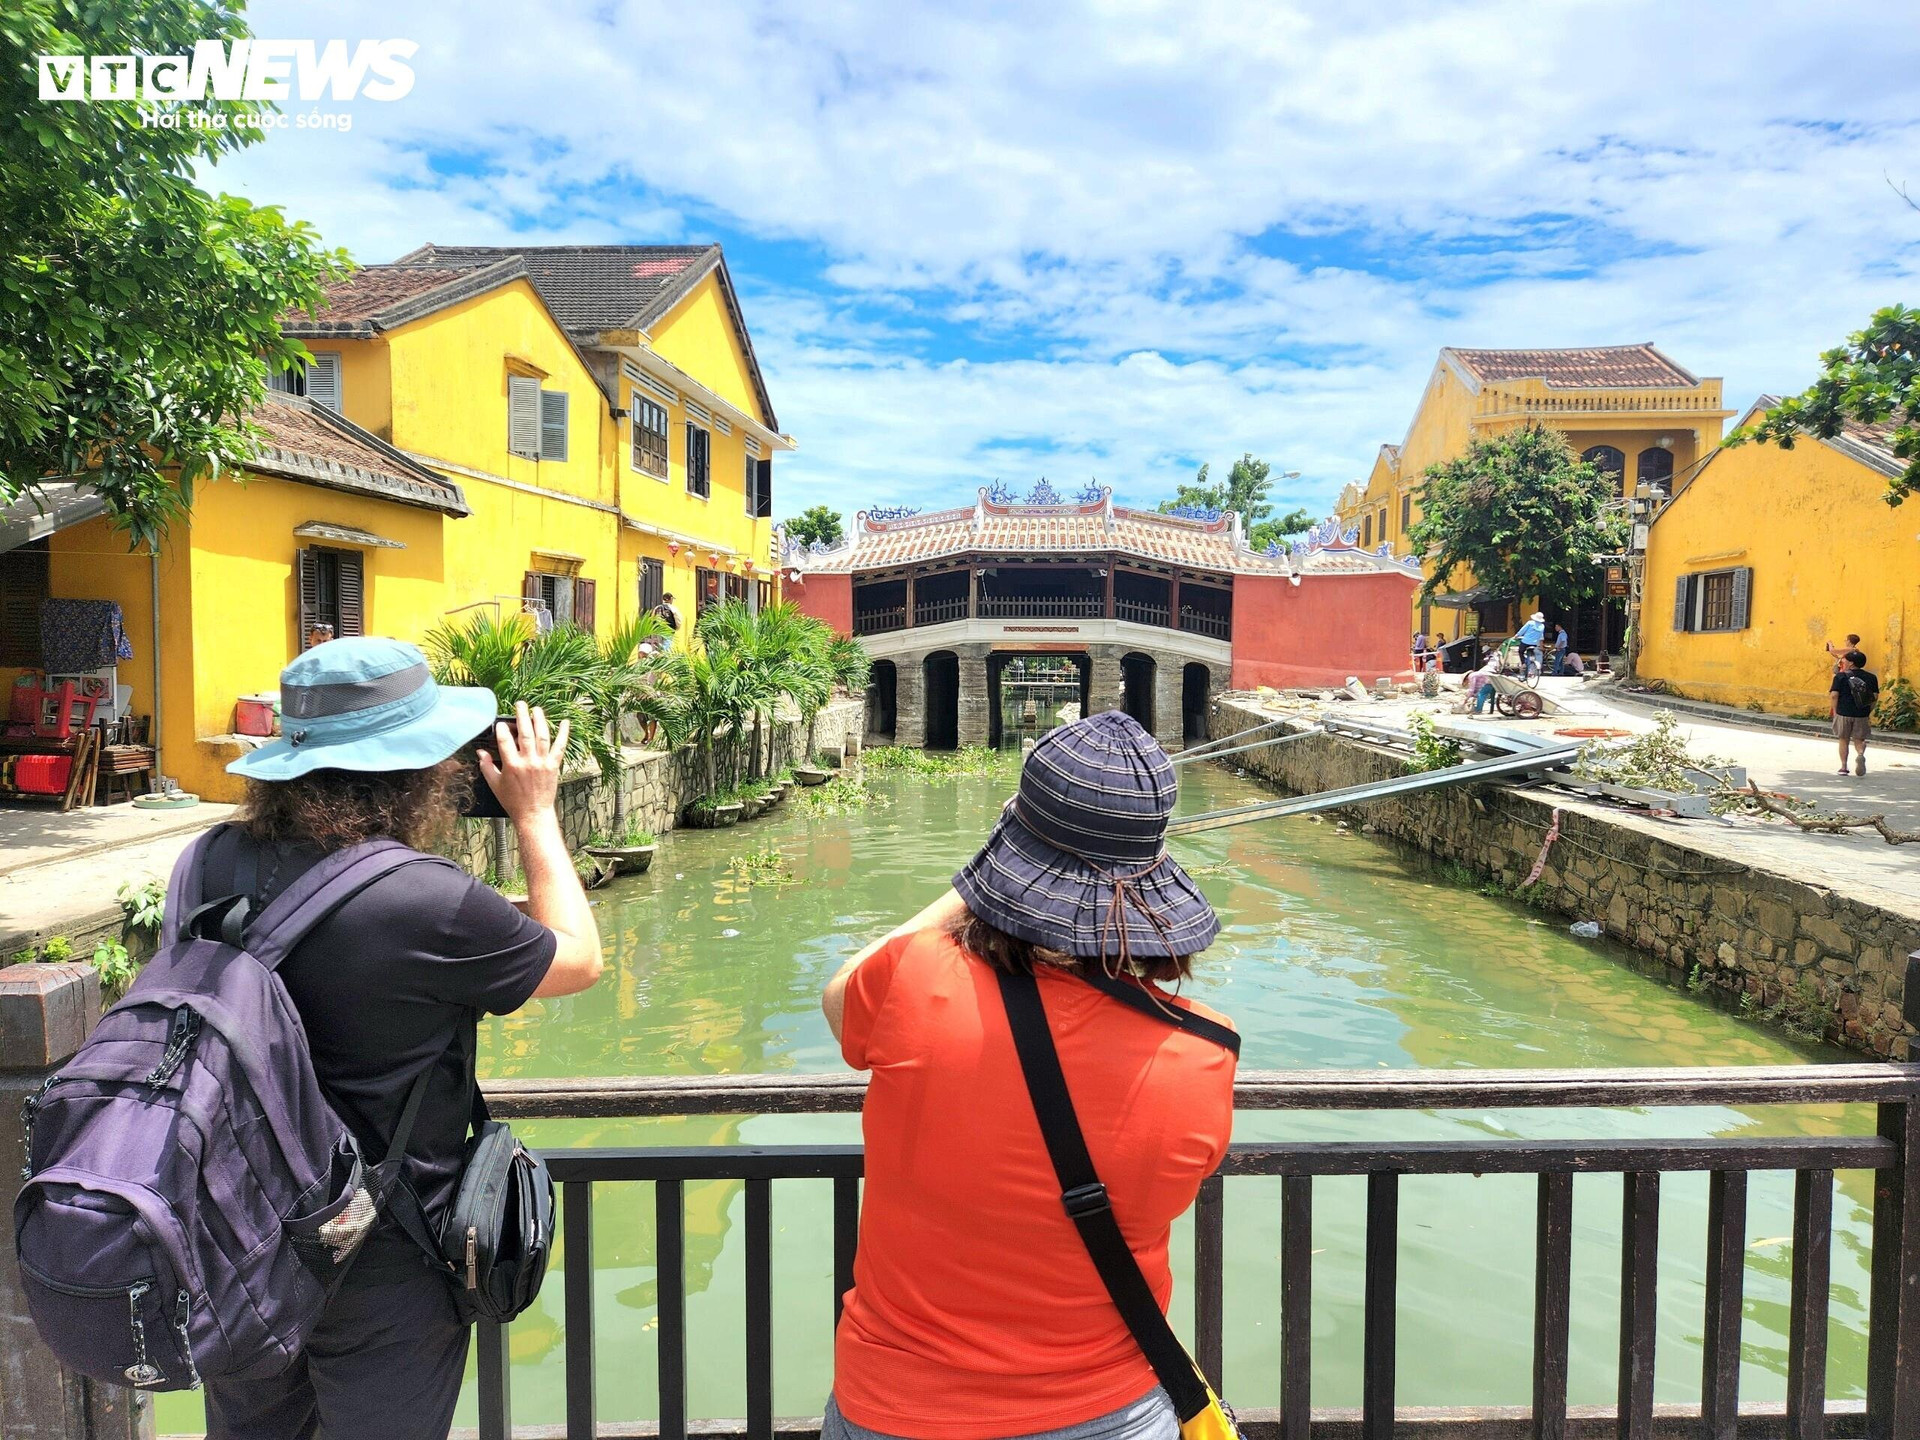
(598, 611, 686, 829)
(422, 611, 615, 775)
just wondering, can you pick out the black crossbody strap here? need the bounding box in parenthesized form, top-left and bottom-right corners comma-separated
(996, 970, 1213, 1424)
(1078, 972, 1241, 1057)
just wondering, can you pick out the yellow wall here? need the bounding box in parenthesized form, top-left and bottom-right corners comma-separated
(179, 475, 450, 800)
(648, 272, 769, 424)
(1639, 437, 1918, 716)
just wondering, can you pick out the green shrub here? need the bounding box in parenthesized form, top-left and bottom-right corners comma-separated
(118, 876, 166, 936)
(91, 940, 138, 1000)
(1876, 676, 1919, 733)
(39, 935, 73, 963)
(1404, 713, 1462, 774)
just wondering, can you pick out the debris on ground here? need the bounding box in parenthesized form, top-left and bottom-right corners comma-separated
(1569, 920, 1602, 939)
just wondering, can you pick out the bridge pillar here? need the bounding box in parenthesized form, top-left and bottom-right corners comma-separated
(895, 650, 926, 748)
(1087, 644, 1124, 718)
(957, 645, 992, 749)
(1, 963, 151, 1440)
(1152, 652, 1186, 751)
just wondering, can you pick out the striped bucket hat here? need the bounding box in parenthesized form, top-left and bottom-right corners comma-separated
(953, 710, 1220, 963)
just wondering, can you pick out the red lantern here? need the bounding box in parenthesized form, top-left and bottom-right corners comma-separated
(668, 539, 680, 556)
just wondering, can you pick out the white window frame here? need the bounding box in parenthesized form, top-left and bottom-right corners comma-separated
(271, 351, 342, 413)
(686, 422, 711, 500)
(508, 375, 542, 459)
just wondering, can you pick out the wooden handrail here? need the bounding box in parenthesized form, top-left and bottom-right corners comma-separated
(483, 1062, 1920, 1119)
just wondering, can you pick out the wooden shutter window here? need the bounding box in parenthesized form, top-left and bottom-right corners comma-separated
(755, 457, 773, 518)
(573, 577, 597, 633)
(640, 557, 665, 613)
(508, 377, 542, 459)
(744, 454, 757, 516)
(297, 547, 321, 651)
(305, 352, 343, 413)
(0, 540, 49, 667)
(1730, 567, 1752, 631)
(540, 390, 569, 462)
(1673, 574, 1694, 633)
(336, 550, 364, 638)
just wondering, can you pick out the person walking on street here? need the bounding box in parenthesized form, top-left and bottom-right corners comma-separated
(1831, 649, 1879, 777)
(1551, 624, 1570, 676)
(821, 712, 1234, 1440)
(652, 592, 682, 651)
(200, 638, 604, 1440)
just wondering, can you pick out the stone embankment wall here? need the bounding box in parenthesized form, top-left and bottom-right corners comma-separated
(453, 697, 864, 879)
(1212, 699, 1920, 1058)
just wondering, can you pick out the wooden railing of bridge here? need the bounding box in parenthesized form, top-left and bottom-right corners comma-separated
(472, 1060, 1920, 1440)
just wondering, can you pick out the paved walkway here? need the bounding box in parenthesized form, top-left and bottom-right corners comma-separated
(0, 801, 229, 952)
(1309, 677, 1920, 922)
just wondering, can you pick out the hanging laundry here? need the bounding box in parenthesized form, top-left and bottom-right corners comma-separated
(39, 599, 133, 675)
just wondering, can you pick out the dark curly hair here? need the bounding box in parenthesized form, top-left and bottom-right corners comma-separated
(948, 907, 1191, 985)
(238, 757, 471, 854)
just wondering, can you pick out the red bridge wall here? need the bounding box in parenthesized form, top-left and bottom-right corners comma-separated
(1231, 572, 1418, 690)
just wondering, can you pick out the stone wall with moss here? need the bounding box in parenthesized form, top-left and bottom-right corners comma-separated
(1212, 699, 1920, 1057)
(453, 697, 865, 880)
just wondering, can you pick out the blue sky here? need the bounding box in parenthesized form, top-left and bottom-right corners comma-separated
(217, 0, 1920, 523)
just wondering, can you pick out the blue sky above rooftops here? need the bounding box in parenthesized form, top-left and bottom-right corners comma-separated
(219, 0, 1920, 525)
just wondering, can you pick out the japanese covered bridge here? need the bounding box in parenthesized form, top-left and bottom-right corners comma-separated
(786, 488, 1422, 750)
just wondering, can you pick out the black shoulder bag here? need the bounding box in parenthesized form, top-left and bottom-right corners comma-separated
(394, 1025, 555, 1324)
(996, 969, 1243, 1440)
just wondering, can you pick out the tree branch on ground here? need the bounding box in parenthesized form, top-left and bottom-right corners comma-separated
(1739, 781, 1920, 845)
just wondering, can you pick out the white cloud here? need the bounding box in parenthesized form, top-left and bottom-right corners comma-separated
(216, 0, 1920, 516)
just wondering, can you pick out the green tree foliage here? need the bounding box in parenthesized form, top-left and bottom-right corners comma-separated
(782, 504, 844, 549)
(1405, 423, 1627, 609)
(1158, 453, 1310, 549)
(1, 0, 348, 547)
(1727, 304, 1919, 506)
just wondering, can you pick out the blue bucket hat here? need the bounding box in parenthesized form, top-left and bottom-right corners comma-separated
(226, 637, 498, 782)
(953, 710, 1220, 962)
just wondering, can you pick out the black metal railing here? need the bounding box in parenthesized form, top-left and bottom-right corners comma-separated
(1113, 597, 1172, 628)
(472, 1058, 1920, 1440)
(912, 596, 969, 626)
(850, 606, 907, 636)
(1179, 606, 1230, 640)
(977, 595, 1104, 619)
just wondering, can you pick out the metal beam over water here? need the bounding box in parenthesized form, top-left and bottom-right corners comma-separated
(1168, 738, 1583, 835)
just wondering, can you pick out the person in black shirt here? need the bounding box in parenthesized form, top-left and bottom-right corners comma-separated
(203, 637, 603, 1440)
(1830, 649, 1880, 777)
(653, 591, 682, 649)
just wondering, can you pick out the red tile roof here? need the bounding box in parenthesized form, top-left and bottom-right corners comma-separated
(248, 394, 468, 514)
(283, 265, 481, 336)
(1446, 344, 1699, 389)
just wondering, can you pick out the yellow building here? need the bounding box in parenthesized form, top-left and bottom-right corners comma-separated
(1337, 345, 1732, 649)
(0, 242, 792, 805)
(1639, 398, 1917, 714)
(1, 395, 469, 801)
(284, 243, 793, 638)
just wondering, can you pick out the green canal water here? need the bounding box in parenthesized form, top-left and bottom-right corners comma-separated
(159, 760, 1871, 1433)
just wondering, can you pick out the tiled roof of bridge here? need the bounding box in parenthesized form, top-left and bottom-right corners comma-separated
(1445, 344, 1699, 389)
(785, 491, 1424, 579)
(791, 494, 1287, 575)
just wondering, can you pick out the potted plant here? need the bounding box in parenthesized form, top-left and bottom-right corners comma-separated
(584, 824, 658, 876)
(684, 793, 744, 828)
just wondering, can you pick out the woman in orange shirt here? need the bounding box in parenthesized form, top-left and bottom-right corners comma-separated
(822, 711, 1236, 1440)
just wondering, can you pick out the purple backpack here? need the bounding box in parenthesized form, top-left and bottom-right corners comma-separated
(14, 833, 435, 1391)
